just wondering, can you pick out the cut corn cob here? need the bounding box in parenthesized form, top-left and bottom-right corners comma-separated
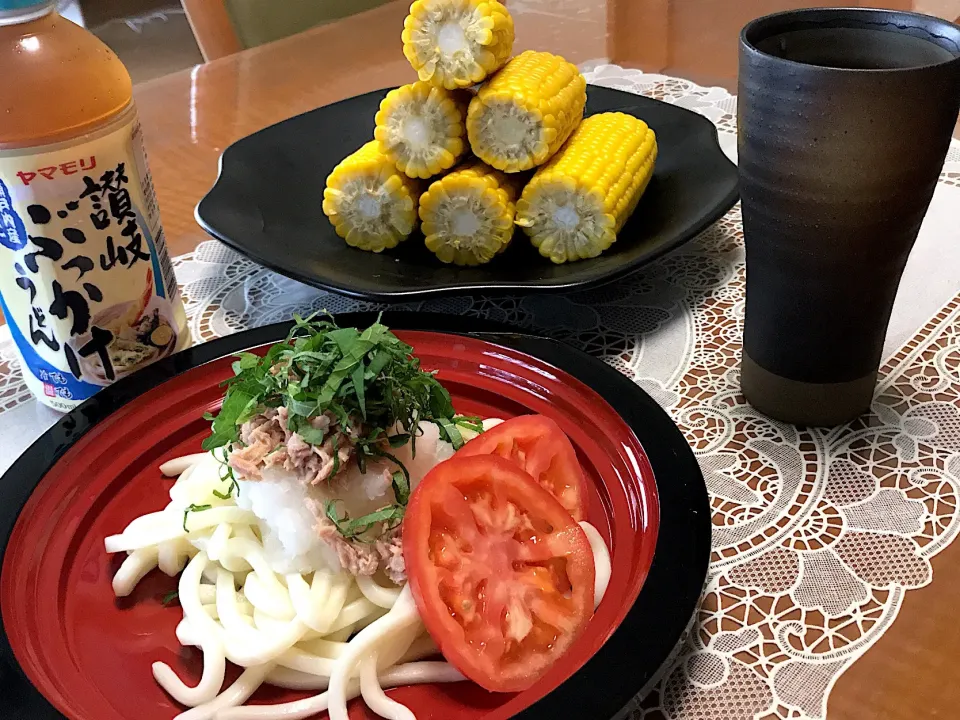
(374, 82, 469, 179)
(515, 112, 657, 263)
(322, 141, 422, 253)
(402, 0, 514, 90)
(466, 50, 587, 173)
(418, 160, 522, 265)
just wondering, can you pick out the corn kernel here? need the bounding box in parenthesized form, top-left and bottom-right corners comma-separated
(418, 160, 524, 265)
(402, 0, 514, 90)
(515, 112, 657, 263)
(322, 141, 423, 252)
(467, 51, 586, 173)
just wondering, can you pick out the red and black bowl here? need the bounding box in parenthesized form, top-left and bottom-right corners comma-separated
(0, 312, 710, 720)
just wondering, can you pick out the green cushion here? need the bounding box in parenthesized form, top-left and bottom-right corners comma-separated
(225, 0, 393, 49)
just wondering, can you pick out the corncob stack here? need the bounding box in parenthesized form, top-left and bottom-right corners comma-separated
(466, 50, 587, 173)
(374, 82, 469, 180)
(515, 113, 658, 264)
(322, 141, 423, 252)
(418, 160, 523, 265)
(402, 0, 514, 90)
(322, 0, 657, 261)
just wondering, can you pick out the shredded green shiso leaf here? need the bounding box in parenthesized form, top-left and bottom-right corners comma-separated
(182, 503, 212, 532)
(201, 313, 474, 539)
(212, 448, 239, 500)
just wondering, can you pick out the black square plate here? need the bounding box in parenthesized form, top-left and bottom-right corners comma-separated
(196, 86, 739, 300)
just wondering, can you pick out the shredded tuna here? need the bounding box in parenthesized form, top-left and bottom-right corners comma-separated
(316, 516, 381, 576)
(316, 439, 355, 486)
(229, 443, 272, 479)
(262, 448, 291, 470)
(230, 409, 349, 484)
(231, 407, 410, 580)
(376, 529, 406, 585)
(240, 410, 279, 446)
(309, 414, 331, 431)
(286, 433, 313, 464)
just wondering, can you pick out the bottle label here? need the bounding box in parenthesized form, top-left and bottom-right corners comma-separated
(0, 108, 182, 410)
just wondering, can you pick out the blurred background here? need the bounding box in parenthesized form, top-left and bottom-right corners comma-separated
(72, 0, 960, 88)
(65, 0, 202, 83)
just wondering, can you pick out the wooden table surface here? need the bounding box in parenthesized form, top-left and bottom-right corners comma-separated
(132, 2, 960, 718)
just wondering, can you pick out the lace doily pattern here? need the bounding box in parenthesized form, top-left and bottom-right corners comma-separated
(2, 69, 960, 720)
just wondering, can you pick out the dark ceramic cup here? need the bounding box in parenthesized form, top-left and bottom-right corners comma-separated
(738, 8, 960, 426)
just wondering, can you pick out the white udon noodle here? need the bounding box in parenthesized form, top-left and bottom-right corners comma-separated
(105, 451, 612, 720)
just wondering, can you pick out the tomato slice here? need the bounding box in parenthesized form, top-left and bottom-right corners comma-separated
(404, 454, 595, 693)
(457, 415, 587, 521)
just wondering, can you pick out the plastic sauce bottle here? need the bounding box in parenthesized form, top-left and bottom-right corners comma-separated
(0, 1, 189, 411)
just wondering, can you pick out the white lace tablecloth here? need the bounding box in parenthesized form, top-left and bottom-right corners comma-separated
(2, 67, 960, 720)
